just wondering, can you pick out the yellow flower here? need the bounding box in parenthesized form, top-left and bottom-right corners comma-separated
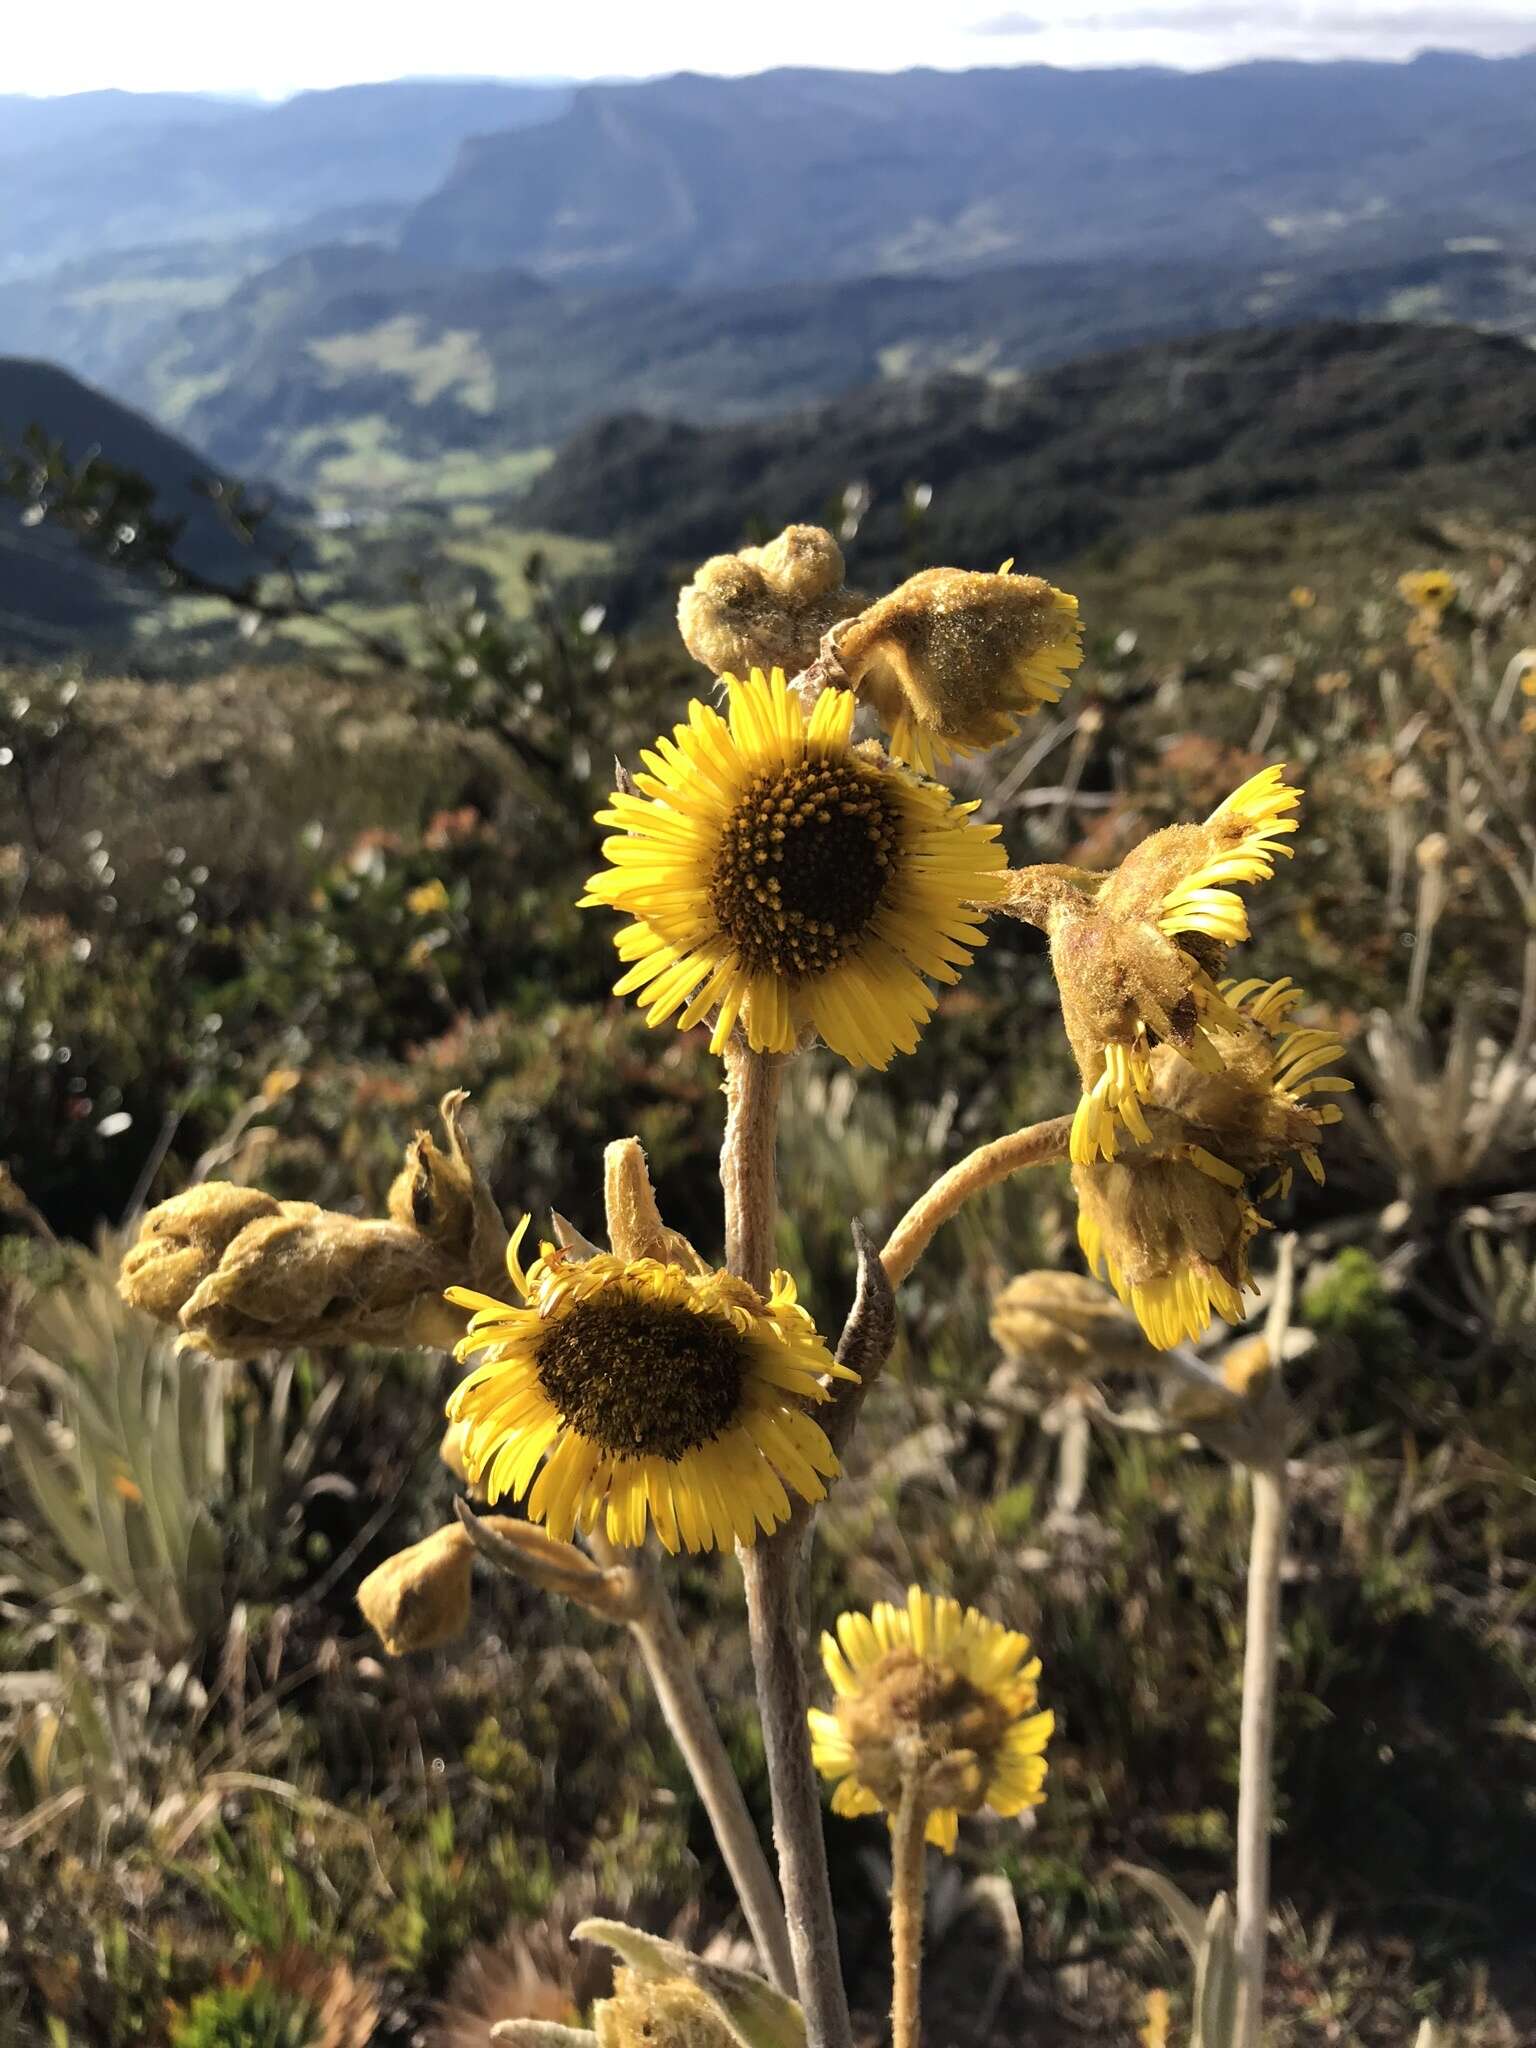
(1288, 585, 1316, 610)
(1010, 765, 1302, 1167)
(1075, 976, 1350, 1348)
(582, 666, 1006, 1069)
(445, 1220, 856, 1553)
(1397, 568, 1456, 614)
(835, 564, 1082, 775)
(808, 1586, 1053, 1854)
(406, 879, 451, 916)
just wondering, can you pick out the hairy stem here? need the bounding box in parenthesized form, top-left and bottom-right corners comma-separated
(1233, 1459, 1289, 2048)
(722, 1041, 787, 1293)
(889, 1776, 932, 2048)
(880, 1116, 1073, 1287)
(722, 1038, 854, 2048)
(594, 1535, 796, 1991)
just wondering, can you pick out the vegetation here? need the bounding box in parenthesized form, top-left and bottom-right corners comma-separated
(2, 446, 1534, 2044)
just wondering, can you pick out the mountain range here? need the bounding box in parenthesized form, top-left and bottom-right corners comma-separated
(515, 320, 1536, 626)
(399, 52, 1536, 284)
(0, 79, 568, 281)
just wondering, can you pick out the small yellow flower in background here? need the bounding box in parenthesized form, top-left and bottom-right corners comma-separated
(406, 878, 451, 916)
(1288, 585, 1316, 611)
(445, 1220, 857, 1553)
(259, 1065, 302, 1101)
(1140, 1987, 1172, 2048)
(808, 1585, 1053, 1853)
(1009, 766, 1302, 1168)
(1074, 976, 1350, 1348)
(835, 563, 1083, 775)
(1397, 568, 1456, 614)
(582, 666, 1006, 1070)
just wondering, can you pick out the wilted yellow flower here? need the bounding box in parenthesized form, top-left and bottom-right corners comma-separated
(260, 1065, 303, 1101)
(582, 666, 1006, 1069)
(406, 878, 451, 916)
(835, 564, 1082, 774)
(1288, 585, 1316, 611)
(445, 1221, 856, 1553)
(1397, 568, 1456, 613)
(808, 1586, 1053, 1853)
(1074, 977, 1350, 1348)
(677, 522, 861, 681)
(1008, 765, 1302, 1167)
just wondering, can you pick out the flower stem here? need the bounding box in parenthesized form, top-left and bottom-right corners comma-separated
(889, 1776, 932, 2048)
(1233, 1458, 1288, 2048)
(880, 1116, 1073, 1287)
(614, 1542, 797, 1993)
(722, 1038, 854, 2048)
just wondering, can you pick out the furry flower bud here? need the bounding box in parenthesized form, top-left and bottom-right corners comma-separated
(835, 564, 1082, 774)
(989, 1269, 1155, 1389)
(357, 1523, 474, 1655)
(677, 524, 863, 680)
(118, 1093, 507, 1359)
(118, 1183, 285, 1321)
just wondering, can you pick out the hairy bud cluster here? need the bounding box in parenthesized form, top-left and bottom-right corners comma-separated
(677, 523, 861, 680)
(118, 1091, 506, 1359)
(989, 1268, 1156, 1390)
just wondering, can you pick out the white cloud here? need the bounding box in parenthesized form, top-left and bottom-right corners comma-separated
(3, 0, 1532, 97)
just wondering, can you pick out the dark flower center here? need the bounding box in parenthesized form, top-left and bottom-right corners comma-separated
(837, 1646, 1011, 1806)
(534, 1294, 749, 1461)
(710, 756, 900, 982)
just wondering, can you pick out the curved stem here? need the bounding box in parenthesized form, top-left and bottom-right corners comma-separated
(598, 1537, 795, 1992)
(1233, 1460, 1288, 2048)
(722, 1039, 854, 2048)
(889, 1777, 932, 2048)
(880, 1116, 1072, 1288)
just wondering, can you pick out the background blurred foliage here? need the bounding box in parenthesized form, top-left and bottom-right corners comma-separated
(2, 509, 1535, 2045)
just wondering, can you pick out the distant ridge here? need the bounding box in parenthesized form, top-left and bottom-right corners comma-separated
(515, 320, 1536, 611)
(0, 357, 289, 653)
(399, 52, 1536, 285)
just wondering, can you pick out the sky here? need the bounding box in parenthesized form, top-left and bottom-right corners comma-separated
(7, 0, 1535, 96)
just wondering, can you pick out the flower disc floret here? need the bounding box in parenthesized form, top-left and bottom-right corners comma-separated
(582, 667, 1007, 1069)
(445, 1220, 856, 1553)
(808, 1586, 1053, 1853)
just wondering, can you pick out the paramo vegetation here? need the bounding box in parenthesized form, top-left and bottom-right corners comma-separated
(2, 503, 1536, 2048)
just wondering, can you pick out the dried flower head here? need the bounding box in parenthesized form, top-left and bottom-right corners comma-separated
(989, 1268, 1156, 1389)
(446, 1220, 856, 1553)
(357, 1523, 474, 1654)
(1008, 765, 1302, 1167)
(119, 1093, 506, 1359)
(835, 564, 1082, 774)
(1074, 977, 1350, 1347)
(583, 666, 1006, 1069)
(1397, 568, 1457, 614)
(677, 523, 862, 680)
(808, 1586, 1053, 1853)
